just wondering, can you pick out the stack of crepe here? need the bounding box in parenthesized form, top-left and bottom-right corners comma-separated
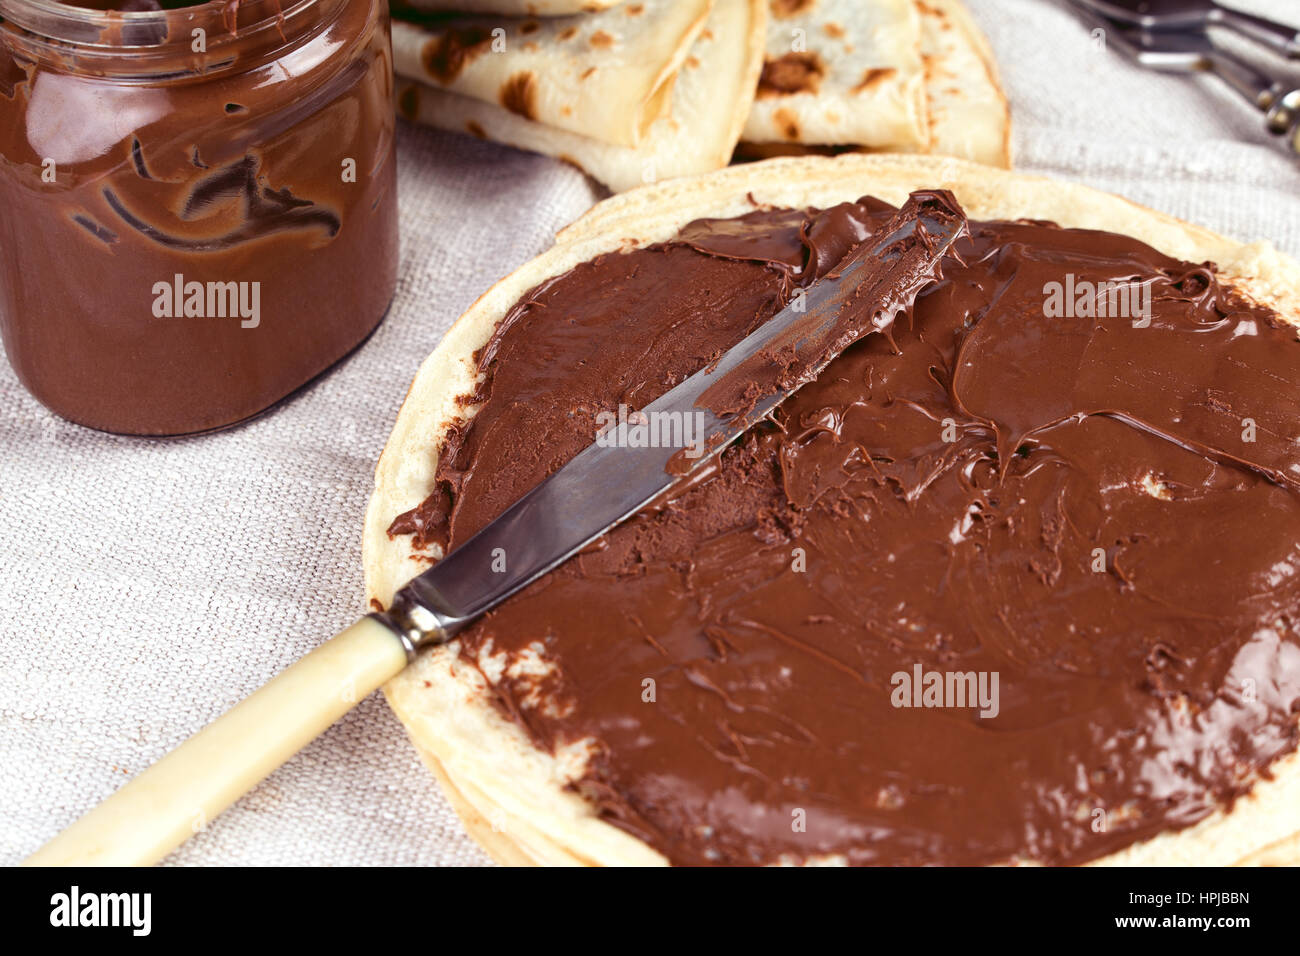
(392, 0, 1010, 192)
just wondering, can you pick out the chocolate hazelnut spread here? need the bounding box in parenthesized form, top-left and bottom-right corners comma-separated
(390, 195, 1300, 865)
(0, 0, 398, 434)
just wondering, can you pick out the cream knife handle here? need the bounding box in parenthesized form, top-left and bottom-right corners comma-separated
(23, 616, 409, 867)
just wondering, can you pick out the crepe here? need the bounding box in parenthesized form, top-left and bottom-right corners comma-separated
(736, 0, 1010, 166)
(363, 154, 1300, 866)
(913, 0, 1010, 167)
(398, 0, 624, 14)
(396, 0, 766, 193)
(741, 0, 927, 149)
(391, 0, 710, 148)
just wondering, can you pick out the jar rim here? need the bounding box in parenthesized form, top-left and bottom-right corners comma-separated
(0, 0, 326, 50)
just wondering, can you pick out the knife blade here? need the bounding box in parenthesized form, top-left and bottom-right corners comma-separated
(381, 189, 969, 647)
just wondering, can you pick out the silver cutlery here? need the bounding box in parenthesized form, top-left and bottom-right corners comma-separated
(1067, 0, 1300, 150)
(1072, 0, 1300, 59)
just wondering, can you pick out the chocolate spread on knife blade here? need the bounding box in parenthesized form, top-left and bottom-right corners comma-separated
(658, 190, 966, 480)
(688, 190, 966, 434)
(389, 193, 1300, 866)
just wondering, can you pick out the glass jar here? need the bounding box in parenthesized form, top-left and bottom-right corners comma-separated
(0, 0, 398, 434)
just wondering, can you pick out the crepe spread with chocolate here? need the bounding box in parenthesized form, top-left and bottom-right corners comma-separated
(390, 194, 1300, 866)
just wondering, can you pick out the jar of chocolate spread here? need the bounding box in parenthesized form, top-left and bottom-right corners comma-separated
(0, 0, 398, 434)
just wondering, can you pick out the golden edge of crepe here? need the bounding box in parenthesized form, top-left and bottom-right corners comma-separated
(364, 153, 1300, 867)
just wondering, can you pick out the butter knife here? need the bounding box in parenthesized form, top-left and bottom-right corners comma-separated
(24, 189, 967, 866)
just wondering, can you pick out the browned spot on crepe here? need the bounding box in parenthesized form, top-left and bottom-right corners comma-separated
(580, 66, 597, 80)
(824, 21, 845, 39)
(853, 67, 898, 93)
(500, 71, 539, 120)
(559, 26, 578, 41)
(915, 0, 946, 16)
(465, 120, 487, 139)
(922, 51, 940, 82)
(773, 107, 801, 140)
(422, 26, 495, 85)
(396, 85, 419, 120)
(687, 55, 701, 69)
(519, 20, 540, 35)
(627, 2, 645, 13)
(758, 52, 826, 98)
(590, 30, 615, 49)
(772, 0, 816, 18)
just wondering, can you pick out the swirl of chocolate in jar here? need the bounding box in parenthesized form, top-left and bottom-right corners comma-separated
(389, 196, 1300, 866)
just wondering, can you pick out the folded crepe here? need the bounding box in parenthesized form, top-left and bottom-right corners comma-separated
(392, 0, 1010, 191)
(742, 0, 928, 149)
(398, 0, 623, 14)
(913, 0, 1010, 167)
(736, 0, 1011, 167)
(391, 0, 710, 148)
(397, 0, 766, 193)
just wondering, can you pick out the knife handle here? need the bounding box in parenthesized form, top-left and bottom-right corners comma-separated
(23, 616, 408, 867)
